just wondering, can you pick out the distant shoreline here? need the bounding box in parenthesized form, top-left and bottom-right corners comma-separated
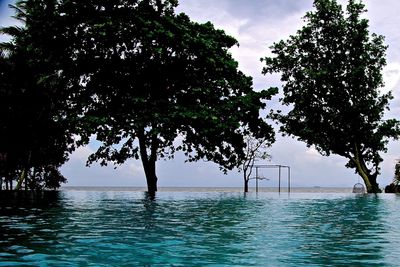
(61, 186, 353, 193)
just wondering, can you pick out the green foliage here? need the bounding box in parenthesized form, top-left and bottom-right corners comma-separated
(72, 0, 276, 192)
(2, 0, 276, 192)
(262, 0, 400, 193)
(0, 0, 74, 190)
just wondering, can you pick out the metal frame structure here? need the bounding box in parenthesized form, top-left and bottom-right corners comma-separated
(252, 165, 291, 193)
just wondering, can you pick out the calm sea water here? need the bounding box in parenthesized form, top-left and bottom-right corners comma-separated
(0, 189, 399, 266)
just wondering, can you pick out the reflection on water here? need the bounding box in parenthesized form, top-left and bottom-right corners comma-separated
(0, 191, 399, 266)
(278, 196, 389, 266)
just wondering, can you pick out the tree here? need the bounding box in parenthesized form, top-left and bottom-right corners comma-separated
(262, 0, 400, 193)
(0, 1, 74, 190)
(238, 134, 272, 193)
(74, 0, 277, 194)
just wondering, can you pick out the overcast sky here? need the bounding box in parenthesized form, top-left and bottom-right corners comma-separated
(1, 0, 400, 189)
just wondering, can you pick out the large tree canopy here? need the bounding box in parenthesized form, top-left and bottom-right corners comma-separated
(262, 0, 400, 193)
(73, 0, 277, 193)
(3, 0, 276, 193)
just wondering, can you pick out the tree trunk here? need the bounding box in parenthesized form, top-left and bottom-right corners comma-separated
(243, 168, 251, 193)
(244, 178, 249, 193)
(352, 145, 381, 193)
(367, 175, 381, 193)
(16, 152, 31, 191)
(362, 173, 380, 193)
(142, 158, 158, 194)
(15, 168, 27, 191)
(356, 168, 380, 193)
(138, 131, 159, 196)
(24, 169, 29, 191)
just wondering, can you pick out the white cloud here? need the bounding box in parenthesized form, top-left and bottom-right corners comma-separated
(382, 62, 400, 95)
(125, 161, 145, 177)
(304, 147, 323, 162)
(177, 0, 248, 38)
(70, 145, 94, 163)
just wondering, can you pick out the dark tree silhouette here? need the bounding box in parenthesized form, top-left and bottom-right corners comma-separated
(263, 0, 400, 193)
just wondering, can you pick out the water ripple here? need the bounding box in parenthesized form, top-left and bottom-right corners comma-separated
(0, 191, 400, 266)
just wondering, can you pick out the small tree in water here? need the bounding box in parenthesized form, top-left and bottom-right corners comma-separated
(262, 0, 400, 193)
(238, 135, 272, 193)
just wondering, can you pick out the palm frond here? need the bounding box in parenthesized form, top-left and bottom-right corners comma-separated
(0, 41, 16, 52)
(9, 4, 26, 22)
(0, 26, 24, 38)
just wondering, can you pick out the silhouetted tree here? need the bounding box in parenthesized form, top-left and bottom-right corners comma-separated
(48, 0, 277, 194)
(0, 1, 74, 190)
(263, 0, 400, 193)
(238, 134, 272, 193)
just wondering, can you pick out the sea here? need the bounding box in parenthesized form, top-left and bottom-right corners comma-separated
(0, 187, 399, 266)
(61, 186, 353, 193)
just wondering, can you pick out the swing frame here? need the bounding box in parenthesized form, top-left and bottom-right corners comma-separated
(252, 165, 291, 193)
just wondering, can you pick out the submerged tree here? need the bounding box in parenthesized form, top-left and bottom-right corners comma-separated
(77, 1, 277, 194)
(262, 0, 400, 193)
(238, 134, 272, 193)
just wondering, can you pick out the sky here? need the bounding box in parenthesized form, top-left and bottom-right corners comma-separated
(1, 0, 400, 189)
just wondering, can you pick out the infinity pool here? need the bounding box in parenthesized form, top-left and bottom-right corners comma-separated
(0, 191, 399, 266)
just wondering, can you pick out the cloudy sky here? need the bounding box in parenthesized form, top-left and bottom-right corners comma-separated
(1, 0, 400, 189)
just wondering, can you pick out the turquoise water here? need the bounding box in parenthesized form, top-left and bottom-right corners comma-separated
(0, 191, 400, 266)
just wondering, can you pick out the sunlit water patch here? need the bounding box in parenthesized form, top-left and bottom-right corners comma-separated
(1, 191, 400, 266)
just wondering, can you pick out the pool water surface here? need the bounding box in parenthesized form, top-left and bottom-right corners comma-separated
(0, 191, 399, 266)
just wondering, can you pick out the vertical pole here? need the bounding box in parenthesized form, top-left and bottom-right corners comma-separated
(278, 165, 281, 193)
(288, 167, 291, 193)
(256, 167, 259, 193)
